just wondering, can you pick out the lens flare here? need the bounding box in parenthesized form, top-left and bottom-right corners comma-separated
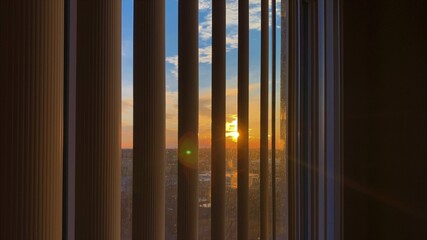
(178, 132, 198, 169)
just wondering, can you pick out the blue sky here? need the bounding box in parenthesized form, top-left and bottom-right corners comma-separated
(121, 0, 282, 148)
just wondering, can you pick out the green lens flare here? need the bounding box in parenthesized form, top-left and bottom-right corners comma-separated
(179, 133, 197, 169)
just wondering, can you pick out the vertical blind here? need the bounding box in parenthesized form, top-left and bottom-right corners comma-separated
(133, 0, 166, 239)
(211, 0, 227, 239)
(260, 0, 270, 238)
(0, 1, 64, 239)
(0, 0, 284, 239)
(178, 0, 200, 239)
(237, 0, 250, 238)
(74, 1, 122, 239)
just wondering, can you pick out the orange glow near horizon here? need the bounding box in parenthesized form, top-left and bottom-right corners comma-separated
(121, 94, 285, 150)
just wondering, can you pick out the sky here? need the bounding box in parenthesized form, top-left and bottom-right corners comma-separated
(121, 0, 282, 149)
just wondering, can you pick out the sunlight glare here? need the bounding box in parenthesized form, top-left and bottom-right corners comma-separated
(226, 115, 239, 142)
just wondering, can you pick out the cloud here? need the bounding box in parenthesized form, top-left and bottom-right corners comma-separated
(199, 11, 212, 41)
(225, 0, 262, 29)
(166, 55, 179, 79)
(199, 46, 212, 64)
(166, 55, 178, 66)
(199, 89, 212, 118)
(122, 99, 133, 113)
(122, 84, 133, 98)
(122, 84, 134, 129)
(166, 90, 179, 122)
(166, 90, 178, 147)
(165, 45, 212, 78)
(199, 0, 211, 10)
(122, 98, 133, 143)
(166, 0, 284, 77)
(166, 113, 175, 120)
(249, 0, 262, 31)
(183, 0, 277, 53)
(226, 87, 238, 97)
(166, 0, 265, 72)
(226, 33, 239, 51)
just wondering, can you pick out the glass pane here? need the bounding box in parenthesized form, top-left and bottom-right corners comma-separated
(225, 0, 239, 239)
(165, 0, 179, 239)
(248, 1, 262, 238)
(198, 2, 213, 238)
(276, 0, 288, 239)
(119, 1, 284, 239)
(121, 0, 134, 239)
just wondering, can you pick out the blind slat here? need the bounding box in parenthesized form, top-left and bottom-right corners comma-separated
(272, 0, 277, 238)
(238, 0, 250, 239)
(260, 0, 270, 238)
(178, 0, 199, 239)
(133, 0, 166, 239)
(211, 0, 227, 239)
(75, 0, 122, 238)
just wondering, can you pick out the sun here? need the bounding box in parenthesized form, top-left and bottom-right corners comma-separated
(226, 116, 239, 142)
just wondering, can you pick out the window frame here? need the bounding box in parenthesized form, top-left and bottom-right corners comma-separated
(287, 0, 343, 239)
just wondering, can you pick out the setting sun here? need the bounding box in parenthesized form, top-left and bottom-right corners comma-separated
(226, 115, 239, 142)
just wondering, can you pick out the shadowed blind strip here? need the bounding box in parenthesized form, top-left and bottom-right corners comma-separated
(238, 0, 250, 239)
(260, 0, 270, 238)
(211, 0, 227, 239)
(133, 0, 166, 239)
(75, 0, 122, 239)
(178, 0, 199, 239)
(0, 1, 64, 239)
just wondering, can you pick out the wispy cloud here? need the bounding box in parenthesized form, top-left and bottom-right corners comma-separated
(122, 99, 133, 113)
(166, 55, 179, 80)
(165, 0, 265, 77)
(199, 46, 212, 64)
(199, 0, 211, 10)
(199, 11, 212, 41)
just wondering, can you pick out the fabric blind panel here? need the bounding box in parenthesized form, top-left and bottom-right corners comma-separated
(75, 1, 122, 239)
(238, 0, 250, 239)
(0, 1, 64, 239)
(178, 0, 199, 239)
(133, 0, 166, 239)
(260, 0, 270, 238)
(287, 0, 298, 239)
(211, 0, 227, 239)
